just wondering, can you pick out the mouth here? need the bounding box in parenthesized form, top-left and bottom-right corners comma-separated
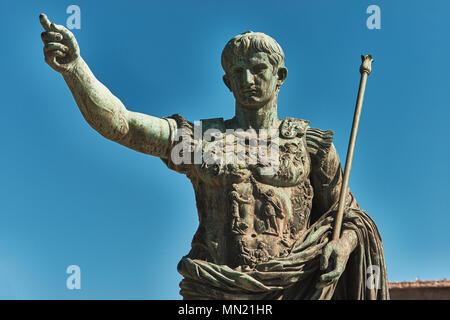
(242, 88, 259, 95)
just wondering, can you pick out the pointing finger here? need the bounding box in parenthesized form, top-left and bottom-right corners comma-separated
(39, 13, 52, 32)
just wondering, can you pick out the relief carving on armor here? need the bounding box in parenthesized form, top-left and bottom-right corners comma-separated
(228, 183, 253, 234)
(235, 238, 272, 270)
(251, 180, 285, 236)
(277, 141, 306, 180)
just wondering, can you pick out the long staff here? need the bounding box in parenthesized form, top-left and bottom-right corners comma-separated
(332, 55, 374, 241)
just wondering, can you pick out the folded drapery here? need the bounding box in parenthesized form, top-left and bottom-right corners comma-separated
(178, 207, 389, 300)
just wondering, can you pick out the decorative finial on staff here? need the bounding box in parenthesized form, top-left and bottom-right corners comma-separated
(360, 54, 374, 75)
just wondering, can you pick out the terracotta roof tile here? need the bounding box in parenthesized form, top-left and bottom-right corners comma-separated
(389, 280, 450, 289)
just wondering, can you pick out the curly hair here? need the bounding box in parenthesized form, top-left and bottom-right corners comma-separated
(221, 31, 285, 75)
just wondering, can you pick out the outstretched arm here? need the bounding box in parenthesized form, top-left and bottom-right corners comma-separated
(39, 14, 172, 158)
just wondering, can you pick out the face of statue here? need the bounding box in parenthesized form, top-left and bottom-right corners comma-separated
(223, 51, 287, 109)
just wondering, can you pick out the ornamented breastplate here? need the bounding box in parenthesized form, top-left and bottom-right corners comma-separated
(185, 117, 315, 268)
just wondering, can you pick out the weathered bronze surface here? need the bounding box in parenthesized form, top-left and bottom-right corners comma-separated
(40, 14, 389, 300)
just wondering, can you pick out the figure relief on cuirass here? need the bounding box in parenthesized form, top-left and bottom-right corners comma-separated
(228, 183, 253, 234)
(224, 170, 314, 269)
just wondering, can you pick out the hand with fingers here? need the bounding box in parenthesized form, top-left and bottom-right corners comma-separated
(40, 13, 80, 73)
(316, 229, 358, 290)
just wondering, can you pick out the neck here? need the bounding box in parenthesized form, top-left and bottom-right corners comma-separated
(233, 95, 279, 130)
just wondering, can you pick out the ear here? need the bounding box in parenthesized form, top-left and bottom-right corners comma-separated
(277, 67, 288, 86)
(223, 75, 232, 92)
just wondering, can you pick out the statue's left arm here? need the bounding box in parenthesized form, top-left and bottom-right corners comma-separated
(306, 128, 362, 288)
(306, 127, 389, 298)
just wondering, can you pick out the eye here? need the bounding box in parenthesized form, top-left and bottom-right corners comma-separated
(252, 64, 268, 74)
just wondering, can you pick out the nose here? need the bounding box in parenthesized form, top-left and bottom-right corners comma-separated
(243, 69, 254, 85)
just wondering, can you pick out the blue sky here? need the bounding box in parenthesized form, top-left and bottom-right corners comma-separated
(0, 0, 449, 299)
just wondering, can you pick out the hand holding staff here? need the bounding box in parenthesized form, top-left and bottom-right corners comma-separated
(332, 55, 374, 241)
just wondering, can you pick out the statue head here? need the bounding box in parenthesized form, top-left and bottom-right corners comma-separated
(221, 31, 288, 109)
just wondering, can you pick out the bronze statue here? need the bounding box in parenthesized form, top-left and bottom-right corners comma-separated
(39, 13, 389, 299)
